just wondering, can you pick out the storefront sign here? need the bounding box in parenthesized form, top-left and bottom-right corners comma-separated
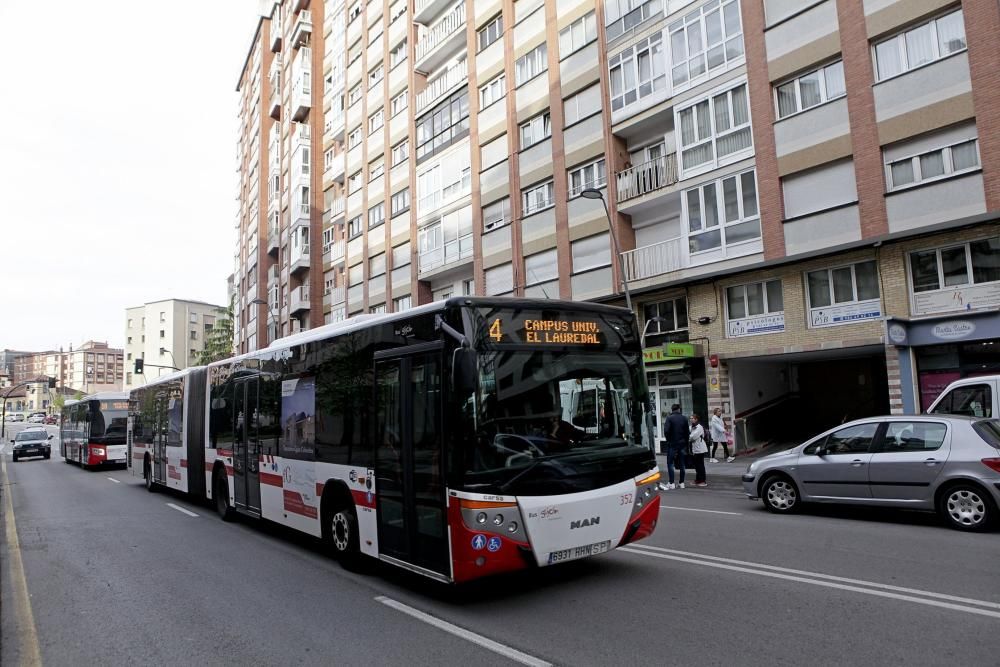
(727, 313, 784, 338)
(809, 300, 881, 328)
(912, 283, 1000, 316)
(931, 320, 976, 341)
(887, 322, 908, 346)
(643, 343, 697, 363)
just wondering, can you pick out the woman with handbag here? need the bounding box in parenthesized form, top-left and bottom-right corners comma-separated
(689, 414, 709, 487)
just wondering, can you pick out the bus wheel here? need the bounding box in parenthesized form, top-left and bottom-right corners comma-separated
(328, 503, 361, 567)
(214, 469, 235, 522)
(144, 458, 155, 493)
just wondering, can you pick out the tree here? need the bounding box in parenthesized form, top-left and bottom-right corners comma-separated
(52, 393, 65, 413)
(73, 390, 84, 400)
(198, 302, 235, 365)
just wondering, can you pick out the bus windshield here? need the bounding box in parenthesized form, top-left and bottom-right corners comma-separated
(91, 408, 128, 443)
(465, 348, 654, 495)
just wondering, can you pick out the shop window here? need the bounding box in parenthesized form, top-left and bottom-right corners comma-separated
(725, 279, 783, 337)
(805, 260, 881, 327)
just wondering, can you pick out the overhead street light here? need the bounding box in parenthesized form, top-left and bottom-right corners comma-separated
(250, 298, 279, 341)
(579, 188, 634, 315)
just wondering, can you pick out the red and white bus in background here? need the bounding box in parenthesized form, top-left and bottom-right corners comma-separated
(60, 392, 129, 469)
(131, 298, 661, 583)
(128, 368, 207, 497)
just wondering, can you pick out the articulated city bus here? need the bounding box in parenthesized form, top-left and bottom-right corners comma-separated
(60, 392, 129, 468)
(136, 298, 660, 583)
(128, 368, 207, 498)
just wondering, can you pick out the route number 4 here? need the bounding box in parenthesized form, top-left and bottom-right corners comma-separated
(489, 319, 503, 342)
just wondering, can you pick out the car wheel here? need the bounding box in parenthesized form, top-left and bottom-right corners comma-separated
(144, 460, 155, 493)
(761, 475, 800, 514)
(214, 470, 235, 522)
(328, 503, 361, 568)
(938, 484, 996, 532)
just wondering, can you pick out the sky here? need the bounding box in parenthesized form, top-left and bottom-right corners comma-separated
(0, 0, 265, 352)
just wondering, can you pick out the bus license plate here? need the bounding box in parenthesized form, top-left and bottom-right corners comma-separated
(547, 540, 611, 565)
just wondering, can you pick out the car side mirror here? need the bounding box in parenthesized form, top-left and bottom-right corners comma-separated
(48, 435, 54, 440)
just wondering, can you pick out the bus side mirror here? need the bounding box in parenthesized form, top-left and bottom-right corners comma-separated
(453, 348, 477, 395)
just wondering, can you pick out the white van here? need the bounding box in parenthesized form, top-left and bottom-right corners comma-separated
(926, 375, 998, 418)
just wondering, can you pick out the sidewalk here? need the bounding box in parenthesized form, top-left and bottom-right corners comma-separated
(655, 443, 796, 490)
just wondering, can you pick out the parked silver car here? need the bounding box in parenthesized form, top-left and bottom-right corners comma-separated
(742, 416, 1000, 531)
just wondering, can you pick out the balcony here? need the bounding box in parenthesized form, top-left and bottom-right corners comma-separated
(268, 88, 281, 120)
(414, 0, 454, 25)
(291, 10, 312, 48)
(326, 197, 345, 223)
(290, 285, 311, 314)
(621, 236, 683, 282)
(325, 285, 345, 305)
(416, 60, 467, 114)
(414, 4, 465, 75)
(615, 153, 678, 203)
(293, 122, 310, 149)
(267, 227, 279, 257)
(417, 233, 473, 274)
(267, 264, 279, 284)
(291, 49, 312, 122)
(324, 239, 345, 265)
(269, 16, 281, 52)
(324, 108, 345, 142)
(290, 243, 311, 274)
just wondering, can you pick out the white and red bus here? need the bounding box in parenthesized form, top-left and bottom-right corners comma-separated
(131, 297, 661, 583)
(60, 392, 129, 468)
(128, 368, 207, 497)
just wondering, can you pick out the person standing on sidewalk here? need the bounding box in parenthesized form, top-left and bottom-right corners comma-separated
(689, 414, 709, 487)
(709, 407, 734, 463)
(659, 404, 689, 490)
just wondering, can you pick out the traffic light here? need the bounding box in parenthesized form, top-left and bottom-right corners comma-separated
(135, 358, 144, 374)
(48, 377, 56, 388)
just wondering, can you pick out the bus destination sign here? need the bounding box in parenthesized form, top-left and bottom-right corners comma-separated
(100, 400, 129, 411)
(489, 317, 604, 345)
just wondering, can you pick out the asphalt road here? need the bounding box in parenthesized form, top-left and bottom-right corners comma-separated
(2, 440, 999, 666)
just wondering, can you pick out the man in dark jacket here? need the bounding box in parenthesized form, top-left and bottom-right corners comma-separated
(661, 404, 689, 490)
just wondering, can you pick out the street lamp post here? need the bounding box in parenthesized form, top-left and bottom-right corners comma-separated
(250, 298, 279, 342)
(579, 188, 634, 315)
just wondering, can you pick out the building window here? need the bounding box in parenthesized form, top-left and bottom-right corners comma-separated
(568, 158, 606, 197)
(677, 82, 751, 174)
(190, 330, 198, 340)
(159, 312, 165, 322)
(348, 216, 363, 240)
(522, 180, 554, 216)
(393, 241, 411, 268)
(369, 252, 386, 277)
(608, 33, 666, 112)
(349, 263, 363, 286)
(886, 139, 979, 190)
(393, 295, 412, 311)
(348, 170, 362, 193)
(478, 14, 503, 52)
(479, 73, 506, 108)
(563, 84, 600, 126)
(480, 134, 508, 169)
(519, 111, 551, 149)
(390, 90, 407, 116)
(349, 84, 362, 106)
(368, 107, 384, 134)
(348, 1, 361, 22)
(391, 139, 408, 166)
(643, 297, 688, 334)
(462, 279, 474, 295)
(160, 330, 165, 338)
(369, 63, 384, 86)
(415, 89, 469, 162)
(127, 318, 133, 328)
(806, 260, 881, 327)
(483, 197, 510, 231)
(571, 233, 611, 273)
(725, 280, 784, 337)
(684, 168, 760, 254)
(605, 0, 660, 41)
(389, 39, 407, 68)
(515, 43, 547, 86)
(368, 202, 385, 229)
(389, 0, 405, 24)
(559, 11, 596, 59)
(909, 237, 1000, 314)
(775, 60, 845, 119)
(348, 127, 362, 149)
(369, 158, 384, 181)
(668, 0, 744, 88)
(127, 336, 132, 344)
(874, 10, 966, 81)
(391, 187, 410, 215)
(126, 352, 132, 361)
(525, 249, 559, 286)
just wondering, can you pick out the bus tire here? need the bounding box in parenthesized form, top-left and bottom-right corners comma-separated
(144, 456, 155, 493)
(324, 492, 362, 569)
(214, 467, 235, 522)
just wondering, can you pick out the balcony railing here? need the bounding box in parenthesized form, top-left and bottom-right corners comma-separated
(417, 233, 473, 272)
(615, 153, 678, 203)
(326, 285, 345, 304)
(415, 4, 465, 62)
(328, 197, 345, 219)
(292, 10, 312, 47)
(416, 60, 467, 113)
(325, 239, 345, 264)
(621, 236, 683, 282)
(269, 16, 282, 52)
(290, 285, 311, 312)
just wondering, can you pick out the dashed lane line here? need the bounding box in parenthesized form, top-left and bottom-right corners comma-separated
(166, 503, 199, 518)
(660, 505, 742, 516)
(376, 596, 551, 666)
(106, 477, 121, 484)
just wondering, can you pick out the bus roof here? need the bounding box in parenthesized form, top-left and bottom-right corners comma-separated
(79, 391, 129, 402)
(127, 366, 204, 394)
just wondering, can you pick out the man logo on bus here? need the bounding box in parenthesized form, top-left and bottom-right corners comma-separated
(570, 516, 600, 529)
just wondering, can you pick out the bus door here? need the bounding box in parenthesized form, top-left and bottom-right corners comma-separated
(374, 345, 449, 577)
(153, 393, 168, 485)
(232, 376, 262, 514)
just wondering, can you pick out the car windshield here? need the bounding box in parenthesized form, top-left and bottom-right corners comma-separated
(463, 348, 654, 495)
(15, 431, 47, 442)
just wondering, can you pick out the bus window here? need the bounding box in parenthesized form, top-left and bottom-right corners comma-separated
(210, 382, 234, 449)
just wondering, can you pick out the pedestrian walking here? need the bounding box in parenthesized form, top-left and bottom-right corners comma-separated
(709, 407, 734, 463)
(658, 404, 689, 490)
(689, 414, 708, 487)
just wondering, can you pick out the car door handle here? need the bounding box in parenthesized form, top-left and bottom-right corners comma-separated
(851, 459, 866, 466)
(924, 458, 939, 466)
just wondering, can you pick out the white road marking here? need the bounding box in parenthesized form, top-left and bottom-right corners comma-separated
(660, 505, 742, 516)
(107, 477, 121, 484)
(621, 545, 1000, 619)
(376, 596, 551, 667)
(1, 456, 43, 663)
(166, 503, 199, 518)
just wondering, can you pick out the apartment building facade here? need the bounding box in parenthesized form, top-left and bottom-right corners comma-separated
(233, 0, 1000, 448)
(123, 299, 226, 389)
(13, 342, 124, 394)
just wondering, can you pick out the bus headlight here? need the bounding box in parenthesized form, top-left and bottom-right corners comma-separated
(91, 448, 105, 456)
(507, 521, 518, 533)
(493, 514, 504, 525)
(476, 512, 487, 524)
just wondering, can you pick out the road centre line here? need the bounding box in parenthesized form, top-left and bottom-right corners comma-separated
(1, 457, 43, 663)
(375, 596, 551, 667)
(166, 503, 199, 518)
(660, 505, 742, 516)
(621, 545, 1000, 619)
(107, 477, 121, 484)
